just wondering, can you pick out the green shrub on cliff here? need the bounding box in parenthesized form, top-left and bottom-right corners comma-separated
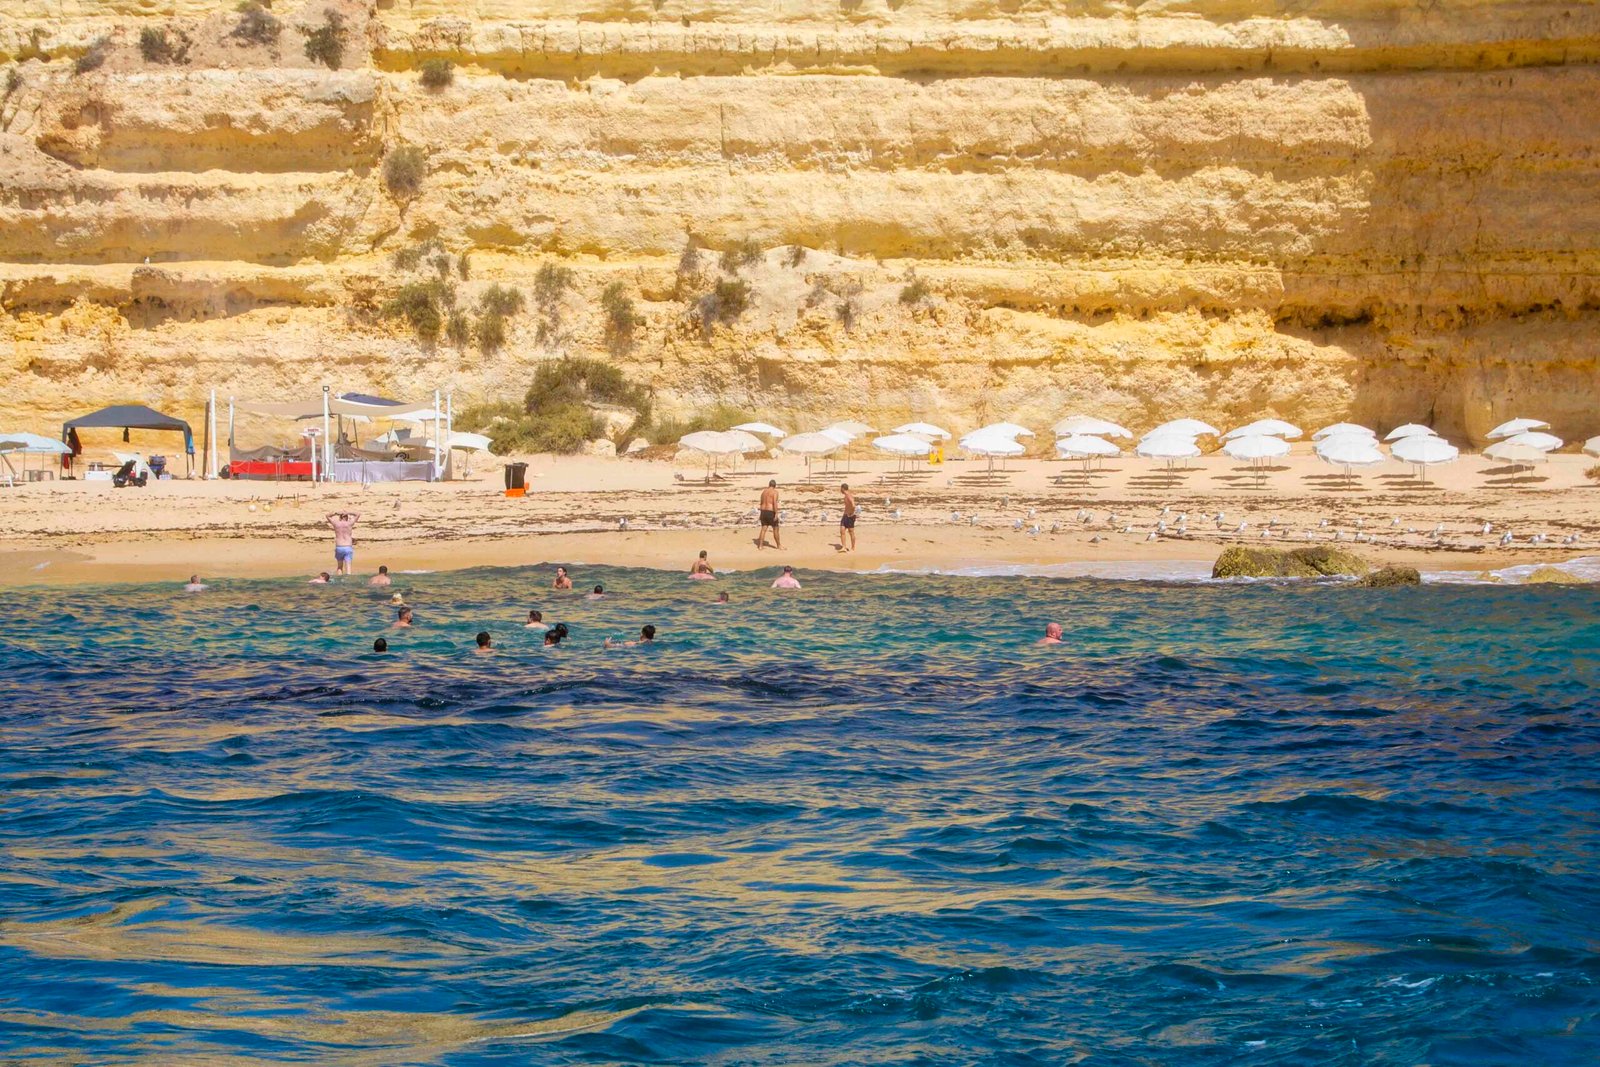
(232, 3, 282, 47)
(457, 359, 652, 454)
(381, 279, 453, 341)
(383, 145, 426, 198)
(719, 239, 762, 274)
(899, 275, 930, 305)
(697, 278, 751, 331)
(420, 58, 454, 88)
(73, 36, 111, 75)
(601, 282, 641, 348)
(139, 27, 192, 65)
(302, 9, 345, 70)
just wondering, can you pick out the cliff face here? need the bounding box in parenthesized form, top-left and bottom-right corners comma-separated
(2, 1, 1598, 445)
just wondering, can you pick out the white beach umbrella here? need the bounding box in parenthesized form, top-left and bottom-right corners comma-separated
(1135, 433, 1202, 469)
(963, 422, 1034, 445)
(1501, 430, 1562, 452)
(1053, 415, 1132, 439)
(1055, 434, 1122, 458)
(1390, 434, 1459, 483)
(1146, 419, 1219, 440)
(781, 432, 845, 457)
(892, 422, 951, 440)
(826, 420, 877, 438)
(1483, 441, 1550, 470)
(1222, 433, 1291, 462)
(1223, 419, 1302, 441)
(1487, 417, 1550, 440)
(723, 429, 767, 453)
(1384, 423, 1438, 442)
(963, 433, 1026, 457)
(1584, 435, 1600, 457)
(679, 430, 741, 455)
(818, 426, 856, 445)
(1313, 422, 1375, 440)
(873, 433, 935, 457)
(732, 421, 787, 439)
(0, 431, 71, 454)
(1314, 433, 1386, 480)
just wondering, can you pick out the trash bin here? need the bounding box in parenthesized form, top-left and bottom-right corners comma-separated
(503, 462, 528, 492)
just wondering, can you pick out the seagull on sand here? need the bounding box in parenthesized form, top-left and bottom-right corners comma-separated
(1500, 531, 1514, 546)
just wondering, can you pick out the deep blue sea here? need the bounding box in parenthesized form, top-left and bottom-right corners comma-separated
(2, 565, 1598, 1065)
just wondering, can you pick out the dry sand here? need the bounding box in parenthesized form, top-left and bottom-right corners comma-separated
(1, 447, 1596, 586)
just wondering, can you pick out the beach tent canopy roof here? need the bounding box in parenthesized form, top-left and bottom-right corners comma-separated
(63, 404, 194, 454)
(235, 395, 436, 420)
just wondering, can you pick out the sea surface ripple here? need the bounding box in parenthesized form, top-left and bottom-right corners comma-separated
(1, 567, 1598, 1065)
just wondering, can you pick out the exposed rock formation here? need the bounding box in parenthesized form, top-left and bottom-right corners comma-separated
(3, 2, 1598, 444)
(1523, 565, 1589, 584)
(1357, 565, 1421, 587)
(1212, 545, 1370, 579)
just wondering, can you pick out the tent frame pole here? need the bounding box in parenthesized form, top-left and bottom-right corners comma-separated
(322, 386, 332, 483)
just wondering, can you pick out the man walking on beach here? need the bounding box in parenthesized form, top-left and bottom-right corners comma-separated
(757, 480, 781, 550)
(326, 511, 360, 576)
(838, 483, 857, 552)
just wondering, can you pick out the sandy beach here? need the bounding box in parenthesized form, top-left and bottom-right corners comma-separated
(2, 447, 1595, 586)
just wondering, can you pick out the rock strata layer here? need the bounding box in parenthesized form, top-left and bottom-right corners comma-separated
(3, 2, 1598, 441)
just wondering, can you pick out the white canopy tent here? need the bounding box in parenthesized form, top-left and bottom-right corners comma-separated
(0, 431, 72, 485)
(230, 390, 449, 481)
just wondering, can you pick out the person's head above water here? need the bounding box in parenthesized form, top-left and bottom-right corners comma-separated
(641, 625, 656, 641)
(476, 631, 491, 649)
(592, 585, 604, 595)
(527, 609, 543, 622)
(378, 565, 388, 575)
(373, 637, 388, 652)
(717, 591, 730, 603)
(543, 625, 566, 646)
(1041, 622, 1063, 645)
(783, 565, 794, 574)
(398, 606, 413, 621)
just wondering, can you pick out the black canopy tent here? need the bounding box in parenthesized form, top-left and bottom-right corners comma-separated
(63, 404, 195, 477)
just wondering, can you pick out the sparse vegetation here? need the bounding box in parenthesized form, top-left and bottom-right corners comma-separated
(645, 404, 755, 445)
(784, 244, 806, 268)
(430, 252, 452, 278)
(482, 283, 526, 317)
(899, 275, 930, 305)
(381, 278, 454, 341)
(382, 145, 426, 198)
(74, 36, 111, 75)
(302, 9, 345, 70)
(1587, 463, 1600, 483)
(836, 296, 858, 331)
(677, 239, 702, 276)
(457, 253, 471, 280)
(719, 238, 763, 274)
(697, 278, 751, 332)
(532, 263, 573, 311)
(139, 26, 192, 65)
(5, 68, 21, 95)
(601, 281, 641, 349)
(445, 309, 472, 347)
(419, 58, 454, 88)
(457, 358, 653, 454)
(477, 308, 507, 353)
(232, 2, 282, 47)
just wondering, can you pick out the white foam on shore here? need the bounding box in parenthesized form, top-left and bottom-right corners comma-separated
(1425, 555, 1600, 585)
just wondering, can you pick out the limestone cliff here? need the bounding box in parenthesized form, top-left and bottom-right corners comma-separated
(2, 0, 1598, 446)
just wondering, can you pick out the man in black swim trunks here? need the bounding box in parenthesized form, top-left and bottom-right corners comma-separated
(838, 482, 857, 552)
(757, 479, 781, 550)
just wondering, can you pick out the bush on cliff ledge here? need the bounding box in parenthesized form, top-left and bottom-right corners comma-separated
(232, 3, 282, 47)
(73, 36, 111, 75)
(456, 358, 652, 454)
(302, 9, 345, 70)
(420, 58, 454, 88)
(383, 145, 426, 199)
(139, 27, 192, 65)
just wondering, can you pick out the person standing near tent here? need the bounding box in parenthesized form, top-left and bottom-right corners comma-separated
(757, 480, 781, 550)
(838, 484, 857, 552)
(326, 511, 360, 576)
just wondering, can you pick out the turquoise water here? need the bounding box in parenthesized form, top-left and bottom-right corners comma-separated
(1, 566, 1598, 1064)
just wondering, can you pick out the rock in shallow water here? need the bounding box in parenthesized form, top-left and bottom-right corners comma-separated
(1358, 565, 1422, 587)
(1212, 545, 1371, 579)
(1524, 565, 1588, 584)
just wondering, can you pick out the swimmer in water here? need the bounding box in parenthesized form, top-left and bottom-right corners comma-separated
(309, 571, 331, 584)
(552, 566, 573, 591)
(588, 585, 605, 599)
(392, 606, 413, 628)
(373, 637, 388, 652)
(606, 624, 656, 649)
(183, 574, 207, 592)
(771, 565, 801, 590)
(689, 550, 715, 579)
(525, 609, 548, 630)
(474, 631, 493, 653)
(543, 623, 569, 646)
(369, 565, 392, 587)
(715, 591, 731, 604)
(1038, 622, 1063, 645)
